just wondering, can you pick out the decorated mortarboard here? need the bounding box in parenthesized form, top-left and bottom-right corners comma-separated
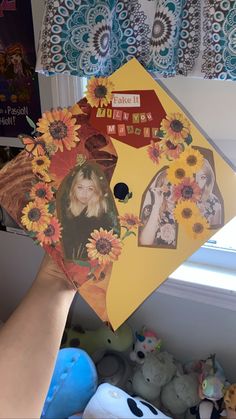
(0, 59, 235, 330)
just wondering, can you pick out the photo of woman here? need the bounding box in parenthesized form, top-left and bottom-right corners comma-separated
(195, 155, 223, 228)
(57, 162, 120, 261)
(139, 168, 177, 248)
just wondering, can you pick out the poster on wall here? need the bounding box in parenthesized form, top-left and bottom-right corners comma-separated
(0, 0, 41, 137)
(0, 59, 236, 329)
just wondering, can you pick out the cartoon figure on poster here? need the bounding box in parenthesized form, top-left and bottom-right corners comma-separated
(139, 168, 177, 248)
(57, 162, 120, 261)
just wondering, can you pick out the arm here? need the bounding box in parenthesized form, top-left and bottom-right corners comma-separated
(139, 188, 164, 246)
(0, 254, 76, 419)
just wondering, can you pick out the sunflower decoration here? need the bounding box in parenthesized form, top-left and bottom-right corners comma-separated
(86, 228, 122, 266)
(186, 215, 209, 240)
(173, 178, 202, 203)
(21, 201, 51, 232)
(85, 77, 114, 108)
(174, 200, 202, 225)
(30, 182, 54, 202)
(161, 113, 191, 145)
(37, 217, 62, 246)
(32, 155, 50, 174)
(147, 140, 162, 164)
(119, 213, 142, 231)
(37, 108, 80, 153)
(161, 140, 184, 161)
(179, 147, 204, 176)
(167, 160, 192, 185)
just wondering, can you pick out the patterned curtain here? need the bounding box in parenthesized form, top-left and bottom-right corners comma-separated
(36, 0, 236, 80)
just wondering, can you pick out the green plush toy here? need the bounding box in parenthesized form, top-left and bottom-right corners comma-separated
(161, 372, 201, 419)
(61, 323, 133, 361)
(130, 351, 179, 402)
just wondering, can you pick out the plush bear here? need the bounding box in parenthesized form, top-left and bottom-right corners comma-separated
(130, 351, 180, 402)
(161, 372, 201, 419)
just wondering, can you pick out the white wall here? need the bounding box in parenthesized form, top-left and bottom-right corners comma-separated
(0, 0, 236, 385)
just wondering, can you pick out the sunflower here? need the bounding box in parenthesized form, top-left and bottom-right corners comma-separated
(86, 228, 122, 265)
(186, 215, 209, 240)
(173, 178, 202, 202)
(30, 182, 54, 202)
(37, 108, 80, 152)
(21, 201, 51, 232)
(161, 140, 184, 160)
(32, 155, 51, 174)
(174, 201, 201, 224)
(167, 160, 191, 185)
(161, 113, 191, 145)
(37, 217, 62, 245)
(119, 213, 142, 230)
(85, 77, 114, 108)
(147, 140, 162, 164)
(179, 148, 204, 175)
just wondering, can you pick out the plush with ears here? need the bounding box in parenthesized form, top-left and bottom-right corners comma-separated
(161, 372, 201, 419)
(82, 383, 172, 418)
(130, 326, 161, 364)
(41, 348, 97, 419)
(61, 322, 133, 362)
(131, 351, 179, 402)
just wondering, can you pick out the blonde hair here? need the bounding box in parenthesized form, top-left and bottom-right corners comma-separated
(198, 159, 215, 202)
(68, 167, 107, 218)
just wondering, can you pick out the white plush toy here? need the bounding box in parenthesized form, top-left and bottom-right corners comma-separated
(82, 383, 172, 418)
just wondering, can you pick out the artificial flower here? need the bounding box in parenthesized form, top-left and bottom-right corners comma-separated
(161, 113, 191, 145)
(32, 155, 50, 174)
(37, 217, 62, 245)
(147, 140, 162, 164)
(37, 108, 80, 152)
(174, 200, 201, 224)
(158, 223, 175, 244)
(173, 178, 202, 202)
(186, 215, 209, 240)
(86, 228, 122, 265)
(21, 201, 51, 232)
(167, 161, 190, 185)
(30, 182, 54, 202)
(85, 77, 114, 108)
(161, 140, 184, 160)
(179, 147, 204, 175)
(34, 170, 52, 183)
(119, 213, 142, 230)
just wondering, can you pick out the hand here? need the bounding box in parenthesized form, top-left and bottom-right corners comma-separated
(35, 253, 75, 292)
(150, 186, 164, 208)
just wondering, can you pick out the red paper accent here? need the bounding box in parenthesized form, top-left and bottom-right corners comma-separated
(89, 90, 166, 148)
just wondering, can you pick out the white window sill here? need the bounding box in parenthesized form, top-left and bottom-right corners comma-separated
(158, 261, 236, 311)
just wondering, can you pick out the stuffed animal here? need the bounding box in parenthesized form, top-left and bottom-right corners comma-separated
(130, 351, 179, 402)
(96, 350, 132, 389)
(41, 348, 97, 419)
(224, 384, 236, 418)
(129, 326, 161, 364)
(189, 399, 226, 419)
(161, 372, 201, 419)
(82, 383, 172, 418)
(61, 322, 133, 362)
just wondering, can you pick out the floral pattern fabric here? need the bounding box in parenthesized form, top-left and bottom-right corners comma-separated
(36, 0, 236, 80)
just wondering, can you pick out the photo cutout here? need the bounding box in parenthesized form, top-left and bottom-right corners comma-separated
(56, 161, 120, 262)
(139, 167, 177, 249)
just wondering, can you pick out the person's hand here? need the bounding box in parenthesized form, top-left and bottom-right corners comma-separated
(150, 186, 164, 209)
(35, 253, 75, 292)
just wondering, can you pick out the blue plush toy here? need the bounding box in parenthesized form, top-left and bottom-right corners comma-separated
(41, 348, 98, 419)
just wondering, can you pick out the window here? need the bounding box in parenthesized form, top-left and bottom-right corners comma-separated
(188, 216, 236, 271)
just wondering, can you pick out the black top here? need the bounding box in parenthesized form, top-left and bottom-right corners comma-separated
(62, 207, 114, 261)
